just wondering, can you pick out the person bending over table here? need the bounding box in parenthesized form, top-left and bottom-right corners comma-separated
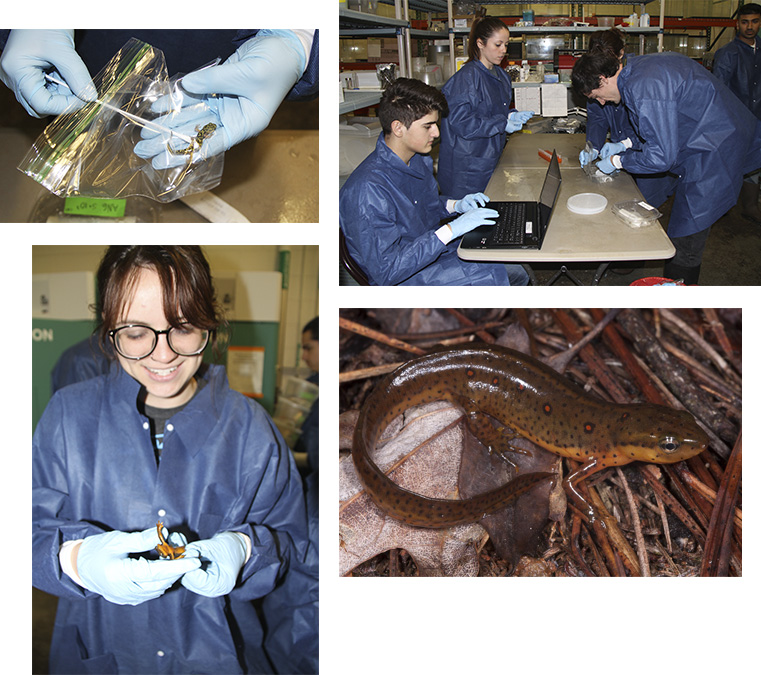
(572, 48, 761, 284)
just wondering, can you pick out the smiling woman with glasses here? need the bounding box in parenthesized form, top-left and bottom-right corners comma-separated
(32, 245, 314, 674)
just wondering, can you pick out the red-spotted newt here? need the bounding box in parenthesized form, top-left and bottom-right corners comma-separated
(155, 521, 185, 559)
(352, 345, 709, 528)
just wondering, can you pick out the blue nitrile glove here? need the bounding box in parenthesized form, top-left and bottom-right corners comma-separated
(0, 29, 95, 118)
(579, 147, 599, 166)
(134, 30, 307, 169)
(454, 192, 490, 213)
(506, 110, 534, 133)
(596, 156, 618, 175)
(181, 531, 248, 597)
(76, 527, 201, 605)
(448, 207, 499, 238)
(599, 141, 627, 159)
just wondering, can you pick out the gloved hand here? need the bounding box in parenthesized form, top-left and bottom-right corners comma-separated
(181, 531, 248, 597)
(579, 147, 599, 167)
(506, 110, 534, 133)
(0, 29, 95, 118)
(448, 207, 499, 238)
(453, 192, 490, 213)
(76, 527, 200, 605)
(596, 156, 618, 175)
(599, 141, 627, 159)
(134, 30, 307, 169)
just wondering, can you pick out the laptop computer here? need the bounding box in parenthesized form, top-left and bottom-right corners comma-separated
(458, 149, 562, 251)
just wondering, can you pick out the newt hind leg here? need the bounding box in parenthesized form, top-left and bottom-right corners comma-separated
(451, 394, 532, 468)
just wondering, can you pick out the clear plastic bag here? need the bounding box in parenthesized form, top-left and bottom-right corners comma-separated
(18, 39, 224, 203)
(582, 140, 615, 183)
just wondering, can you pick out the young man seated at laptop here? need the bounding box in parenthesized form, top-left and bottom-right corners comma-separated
(339, 78, 529, 286)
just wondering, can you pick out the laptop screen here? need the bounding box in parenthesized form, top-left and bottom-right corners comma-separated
(539, 152, 562, 209)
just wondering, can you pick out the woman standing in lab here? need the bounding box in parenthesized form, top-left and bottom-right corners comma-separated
(438, 16, 534, 196)
(32, 246, 316, 673)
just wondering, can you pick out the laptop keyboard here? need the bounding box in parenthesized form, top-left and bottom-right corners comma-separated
(491, 203, 527, 245)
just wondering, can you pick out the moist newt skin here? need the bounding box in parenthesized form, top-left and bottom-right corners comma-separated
(352, 345, 709, 527)
(155, 521, 185, 559)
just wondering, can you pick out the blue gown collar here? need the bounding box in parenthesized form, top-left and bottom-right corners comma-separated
(375, 132, 430, 178)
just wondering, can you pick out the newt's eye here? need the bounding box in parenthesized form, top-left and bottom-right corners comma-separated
(659, 436, 681, 453)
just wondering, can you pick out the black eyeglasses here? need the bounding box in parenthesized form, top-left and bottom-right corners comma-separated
(108, 324, 210, 360)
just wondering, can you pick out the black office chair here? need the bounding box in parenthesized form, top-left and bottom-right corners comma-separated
(339, 229, 370, 286)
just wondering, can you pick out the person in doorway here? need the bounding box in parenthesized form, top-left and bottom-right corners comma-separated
(33, 246, 316, 673)
(713, 2, 761, 223)
(571, 49, 761, 284)
(295, 316, 319, 475)
(340, 77, 528, 286)
(437, 16, 534, 196)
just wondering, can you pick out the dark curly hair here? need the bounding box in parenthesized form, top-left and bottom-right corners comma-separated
(571, 49, 622, 97)
(378, 77, 448, 134)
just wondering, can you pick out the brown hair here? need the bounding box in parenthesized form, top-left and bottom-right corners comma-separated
(378, 77, 448, 134)
(588, 27, 626, 59)
(468, 16, 509, 62)
(571, 49, 622, 97)
(96, 246, 224, 355)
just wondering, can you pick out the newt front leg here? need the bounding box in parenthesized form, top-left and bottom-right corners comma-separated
(564, 458, 608, 525)
(155, 521, 186, 559)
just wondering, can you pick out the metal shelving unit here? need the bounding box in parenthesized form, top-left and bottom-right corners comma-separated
(340, 1, 667, 114)
(340, 1, 451, 113)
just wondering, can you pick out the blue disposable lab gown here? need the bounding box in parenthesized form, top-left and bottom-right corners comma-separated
(50, 333, 114, 395)
(339, 133, 511, 286)
(617, 52, 761, 237)
(585, 98, 675, 208)
(33, 364, 316, 674)
(438, 60, 516, 196)
(712, 35, 761, 120)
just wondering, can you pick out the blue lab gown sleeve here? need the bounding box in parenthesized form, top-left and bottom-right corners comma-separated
(438, 60, 515, 196)
(294, 373, 319, 474)
(617, 52, 761, 236)
(33, 364, 314, 674)
(712, 36, 761, 120)
(259, 468, 318, 674)
(339, 133, 510, 286)
(585, 99, 640, 149)
(50, 334, 115, 394)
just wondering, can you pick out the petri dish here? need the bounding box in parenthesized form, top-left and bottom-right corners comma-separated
(566, 192, 608, 215)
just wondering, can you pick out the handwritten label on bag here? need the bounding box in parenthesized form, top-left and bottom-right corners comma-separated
(63, 197, 127, 219)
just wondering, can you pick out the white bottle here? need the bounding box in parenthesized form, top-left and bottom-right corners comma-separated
(640, 13, 650, 27)
(628, 13, 638, 26)
(521, 60, 529, 82)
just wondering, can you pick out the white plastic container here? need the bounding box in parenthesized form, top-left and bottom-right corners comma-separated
(612, 200, 662, 228)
